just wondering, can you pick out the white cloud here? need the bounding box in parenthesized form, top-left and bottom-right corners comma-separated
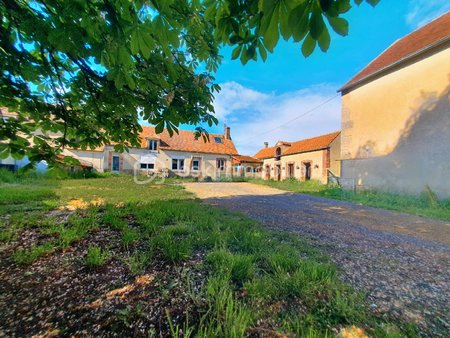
(213, 82, 341, 156)
(405, 0, 450, 28)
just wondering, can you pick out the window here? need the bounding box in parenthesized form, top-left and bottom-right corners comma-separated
(216, 158, 226, 171)
(214, 137, 223, 144)
(140, 163, 155, 170)
(191, 158, 200, 171)
(148, 140, 158, 151)
(172, 159, 185, 171)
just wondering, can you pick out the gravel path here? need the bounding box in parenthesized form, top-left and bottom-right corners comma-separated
(184, 183, 450, 337)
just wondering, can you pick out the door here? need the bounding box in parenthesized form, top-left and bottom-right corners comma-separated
(288, 163, 294, 178)
(276, 164, 281, 181)
(112, 155, 120, 172)
(265, 165, 270, 180)
(304, 162, 311, 181)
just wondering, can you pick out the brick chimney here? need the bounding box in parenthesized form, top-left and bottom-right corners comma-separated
(224, 125, 231, 140)
(264, 142, 268, 148)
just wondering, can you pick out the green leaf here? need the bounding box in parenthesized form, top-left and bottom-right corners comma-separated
(258, 40, 268, 62)
(289, 2, 310, 42)
(130, 29, 140, 55)
(327, 16, 349, 36)
(309, 10, 325, 40)
(337, 0, 351, 13)
(317, 26, 331, 52)
(301, 33, 316, 57)
(231, 45, 242, 60)
(155, 121, 164, 134)
(262, 8, 280, 52)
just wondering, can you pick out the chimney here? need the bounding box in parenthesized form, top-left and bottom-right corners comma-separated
(264, 142, 268, 148)
(224, 125, 231, 140)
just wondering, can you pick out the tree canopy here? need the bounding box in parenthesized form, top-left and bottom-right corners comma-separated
(0, 0, 379, 163)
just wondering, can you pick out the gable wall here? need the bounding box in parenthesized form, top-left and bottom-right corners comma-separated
(340, 45, 450, 197)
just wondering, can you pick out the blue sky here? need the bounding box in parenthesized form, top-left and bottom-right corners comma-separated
(201, 0, 450, 155)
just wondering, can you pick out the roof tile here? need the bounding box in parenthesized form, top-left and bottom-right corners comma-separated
(340, 11, 450, 91)
(255, 131, 340, 159)
(139, 127, 238, 155)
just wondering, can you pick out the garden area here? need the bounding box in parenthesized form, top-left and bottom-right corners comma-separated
(0, 171, 416, 337)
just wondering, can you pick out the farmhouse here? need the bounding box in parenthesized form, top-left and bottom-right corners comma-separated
(62, 126, 239, 179)
(254, 131, 341, 183)
(338, 11, 450, 197)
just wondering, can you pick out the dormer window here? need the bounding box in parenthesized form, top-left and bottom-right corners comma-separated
(214, 137, 223, 144)
(276, 147, 281, 161)
(148, 139, 158, 151)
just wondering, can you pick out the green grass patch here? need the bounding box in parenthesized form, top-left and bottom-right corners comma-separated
(12, 242, 55, 265)
(84, 245, 110, 267)
(1, 175, 416, 336)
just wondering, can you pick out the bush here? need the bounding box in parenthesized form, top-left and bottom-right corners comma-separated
(0, 168, 16, 183)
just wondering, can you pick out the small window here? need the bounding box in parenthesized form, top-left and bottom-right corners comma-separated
(216, 158, 225, 171)
(140, 163, 155, 170)
(276, 147, 281, 161)
(192, 158, 200, 171)
(148, 140, 158, 151)
(172, 159, 184, 171)
(214, 137, 223, 144)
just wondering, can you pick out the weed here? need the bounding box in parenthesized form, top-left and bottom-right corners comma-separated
(58, 225, 88, 248)
(122, 228, 141, 248)
(198, 276, 253, 337)
(126, 252, 150, 275)
(166, 310, 195, 338)
(12, 242, 55, 265)
(84, 245, 110, 267)
(152, 230, 192, 264)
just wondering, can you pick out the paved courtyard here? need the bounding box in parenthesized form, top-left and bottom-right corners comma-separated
(183, 182, 450, 337)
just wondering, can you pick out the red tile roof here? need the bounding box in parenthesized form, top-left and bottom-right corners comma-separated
(255, 131, 340, 159)
(139, 126, 238, 155)
(340, 11, 450, 92)
(232, 155, 262, 165)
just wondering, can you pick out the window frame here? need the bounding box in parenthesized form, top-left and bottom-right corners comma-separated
(214, 137, 223, 144)
(172, 158, 185, 171)
(148, 139, 158, 151)
(140, 163, 155, 170)
(216, 158, 226, 171)
(191, 158, 201, 171)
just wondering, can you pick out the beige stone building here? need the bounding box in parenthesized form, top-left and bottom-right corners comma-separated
(338, 12, 450, 197)
(62, 126, 239, 179)
(254, 132, 341, 183)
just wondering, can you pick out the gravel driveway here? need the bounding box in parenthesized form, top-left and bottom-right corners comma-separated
(184, 183, 450, 337)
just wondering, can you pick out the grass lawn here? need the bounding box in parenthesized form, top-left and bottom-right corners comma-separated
(249, 178, 450, 222)
(0, 173, 416, 337)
